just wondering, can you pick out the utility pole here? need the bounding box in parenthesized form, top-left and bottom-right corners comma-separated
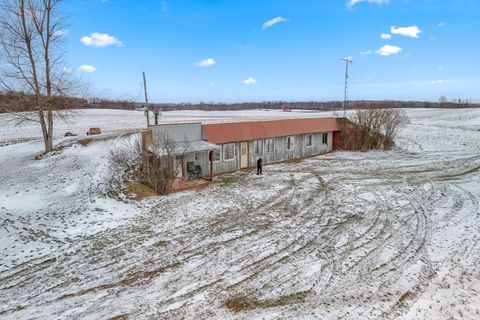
(143, 71, 149, 127)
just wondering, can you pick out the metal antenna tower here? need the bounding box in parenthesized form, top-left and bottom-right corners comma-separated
(341, 57, 353, 119)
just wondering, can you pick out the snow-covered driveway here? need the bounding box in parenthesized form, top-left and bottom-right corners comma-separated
(1, 108, 479, 319)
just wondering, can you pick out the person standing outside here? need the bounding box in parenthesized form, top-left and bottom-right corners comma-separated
(256, 157, 263, 175)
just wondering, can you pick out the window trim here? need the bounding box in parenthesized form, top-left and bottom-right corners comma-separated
(253, 139, 264, 156)
(305, 134, 313, 148)
(213, 149, 221, 163)
(264, 138, 274, 154)
(286, 136, 295, 151)
(223, 143, 236, 161)
(322, 133, 328, 145)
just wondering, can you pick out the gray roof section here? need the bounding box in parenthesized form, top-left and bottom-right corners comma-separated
(175, 140, 221, 154)
(151, 123, 202, 143)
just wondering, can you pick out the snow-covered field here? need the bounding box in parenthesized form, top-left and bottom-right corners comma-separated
(0, 108, 333, 147)
(1, 108, 479, 319)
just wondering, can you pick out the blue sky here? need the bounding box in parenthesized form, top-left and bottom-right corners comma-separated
(61, 0, 480, 103)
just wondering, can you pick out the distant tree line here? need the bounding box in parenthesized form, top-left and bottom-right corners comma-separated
(1, 91, 478, 113)
(0, 91, 87, 113)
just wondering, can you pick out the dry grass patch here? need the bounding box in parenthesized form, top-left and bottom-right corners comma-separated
(108, 314, 129, 320)
(225, 291, 309, 312)
(126, 183, 157, 199)
(77, 138, 92, 146)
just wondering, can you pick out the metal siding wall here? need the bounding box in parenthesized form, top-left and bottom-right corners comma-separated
(311, 133, 326, 155)
(327, 132, 333, 152)
(275, 136, 288, 162)
(249, 139, 276, 165)
(305, 133, 316, 156)
(151, 123, 202, 144)
(212, 132, 334, 176)
(215, 142, 240, 174)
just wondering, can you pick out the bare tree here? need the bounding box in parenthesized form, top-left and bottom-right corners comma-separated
(109, 133, 185, 195)
(141, 135, 183, 194)
(0, 0, 77, 153)
(342, 105, 409, 151)
(379, 108, 409, 149)
(452, 98, 470, 108)
(439, 96, 447, 108)
(109, 136, 143, 182)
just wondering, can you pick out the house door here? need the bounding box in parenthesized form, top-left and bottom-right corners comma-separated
(240, 141, 249, 168)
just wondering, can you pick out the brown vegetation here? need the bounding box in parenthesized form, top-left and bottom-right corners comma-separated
(109, 135, 183, 195)
(77, 139, 92, 146)
(0, 92, 87, 113)
(225, 291, 309, 312)
(339, 106, 410, 151)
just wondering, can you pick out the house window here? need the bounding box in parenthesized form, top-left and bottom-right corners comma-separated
(322, 133, 328, 144)
(253, 140, 264, 155)
(286, 136, 295, 151)
(223, 143, 235, 161)
(305, 134, 313, 147)
(265, 139, 274, 153)
(214, 149, 221, 162)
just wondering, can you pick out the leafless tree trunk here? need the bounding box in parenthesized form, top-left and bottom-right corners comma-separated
(109, 134, 186, 195)
(0, 0, 77, 153)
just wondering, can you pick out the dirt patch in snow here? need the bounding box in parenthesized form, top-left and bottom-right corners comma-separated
(225, 291, 309, 312)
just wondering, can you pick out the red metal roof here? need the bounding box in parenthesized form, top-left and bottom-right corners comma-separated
(202, 117, 340, 144)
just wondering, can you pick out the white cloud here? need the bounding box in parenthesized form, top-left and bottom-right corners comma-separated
(438, 21, 446, 27)
(243, 77, 257, 85)
(347, 0, 389, 7)
(376, 45, 402, 56)
(262, 17, 287, 29)
(80, 33, 123, 47)
(380, 33, 392, 40)
(390, 26, 422, 38)
(77, 65, 96, 72)
(53, 29, 69, 38)
(360, 50, 372, 55)
(431, 80, 450, 84)
(196, 58, 216, 68)
(62, 67, 72, 74)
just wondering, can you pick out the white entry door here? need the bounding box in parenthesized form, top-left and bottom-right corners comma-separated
(240, 141, 248, 168)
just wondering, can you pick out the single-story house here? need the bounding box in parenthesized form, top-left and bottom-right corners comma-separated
(143, 117, 340, 184)
(201, 117, 340, 174)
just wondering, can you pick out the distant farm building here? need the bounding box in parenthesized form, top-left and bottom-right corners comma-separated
(143, 117, 340, 186)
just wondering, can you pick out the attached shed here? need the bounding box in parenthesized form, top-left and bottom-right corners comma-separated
(148, 123, 221, 183)
(201, 117, 340, 174)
